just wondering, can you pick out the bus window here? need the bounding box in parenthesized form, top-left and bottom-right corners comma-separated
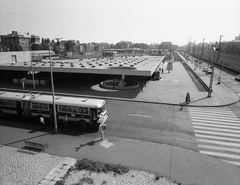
(31, 102, 49, 111)
(78, 107, 89, 114)
(0, 100, 16, 107)
(59, 105, 68, 112)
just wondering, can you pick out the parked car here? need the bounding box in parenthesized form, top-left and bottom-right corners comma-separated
(235, 75, 240, 81)
(206, 68, 212, 74)
(203, 66, 212, 74)
(203, 67, 209, 72)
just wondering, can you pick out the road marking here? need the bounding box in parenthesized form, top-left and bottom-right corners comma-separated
(197, 139, 240, 147)
(193, 126, 240, 133)
(196, 134, 240, 142)
(192, 122, 240, 130)
(221, 160, 240, 167)
(190, 111, 237, 117)
(199, 151, 240, 160)
(191, 116, 240, 122)
(189, 107, 240, 167)
(192, 119, 240, 126)
(194, 130, 240, 138)
(129, 114, 152, 118)
(199, 144, 240, 153)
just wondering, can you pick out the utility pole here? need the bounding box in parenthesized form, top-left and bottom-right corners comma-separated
(208, 47, 218, 97)
(201, 38, 205, 57)
(217, 35, 223, 84)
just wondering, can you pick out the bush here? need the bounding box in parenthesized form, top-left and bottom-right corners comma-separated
(74, 159, 130, 175)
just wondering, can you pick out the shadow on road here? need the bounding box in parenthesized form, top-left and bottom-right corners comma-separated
(75, 139, 102, 152)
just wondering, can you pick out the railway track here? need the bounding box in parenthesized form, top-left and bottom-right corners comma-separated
(182, 61, 210, 92)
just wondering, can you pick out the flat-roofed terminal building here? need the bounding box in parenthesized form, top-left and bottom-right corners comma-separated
(0, 51, 164, 88)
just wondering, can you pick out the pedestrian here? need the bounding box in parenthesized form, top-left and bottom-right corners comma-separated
(40, 116, 45, 130)
(162, 68, 164, 73)
(185, 92, 191, 104)
(63, 115, 68, 131)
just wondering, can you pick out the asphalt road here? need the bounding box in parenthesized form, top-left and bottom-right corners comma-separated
(0, 98, 198, 152)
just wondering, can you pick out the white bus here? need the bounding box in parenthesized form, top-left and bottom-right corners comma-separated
(0, 91, 108, 128)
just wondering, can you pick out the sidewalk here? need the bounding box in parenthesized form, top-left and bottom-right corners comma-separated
(3, 127, 240, 185)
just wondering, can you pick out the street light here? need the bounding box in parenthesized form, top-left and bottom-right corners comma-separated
(217, 35, 223, 84)
(201, 38, 205, 57)
(29, 42, 40, 89)
(208, 47, 218, 97)
(49, 37, 62, 133)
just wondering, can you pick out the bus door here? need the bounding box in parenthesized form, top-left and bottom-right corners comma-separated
(22, 95, 32, 118)
(49, 104, 58, 122)
(90, 108, 97, 125)
(16, 101, 22, 117)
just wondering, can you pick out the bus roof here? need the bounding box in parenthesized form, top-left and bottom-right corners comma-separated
(0, 91, 25, 101)
(30, 94, 105, 108)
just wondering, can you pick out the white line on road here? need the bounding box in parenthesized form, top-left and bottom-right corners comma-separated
(191, 119, 240, 126)
(198, 144, 240, 153)
(189, 111, 237, 117)
(195, 134, 240, 142)
(129, 114, 152, 118)
(199, 150, 240, 160)
(193, 126, 240, 133)
(221, 160, 240, 167)
(189, 110, 234, 115)
(191, 116, 240, 122)
(197, 139, 240, 147)
(194, 130, 240, 138)
(192, 122, 240, 130)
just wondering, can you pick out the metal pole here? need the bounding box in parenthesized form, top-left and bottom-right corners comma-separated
(49, 43, 57, 132)
(201, 38, 205, 57)
(217, 35, 223, 84)
(30, 43, 36, 89)
(208, 47, 217, 97)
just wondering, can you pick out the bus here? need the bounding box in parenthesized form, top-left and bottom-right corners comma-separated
(0, 91, 108, 128)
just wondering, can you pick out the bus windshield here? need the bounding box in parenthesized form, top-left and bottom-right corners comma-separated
(98, 105, 106, 114)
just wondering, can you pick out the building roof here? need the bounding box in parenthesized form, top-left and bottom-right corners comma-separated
(0, 56, 164, 77)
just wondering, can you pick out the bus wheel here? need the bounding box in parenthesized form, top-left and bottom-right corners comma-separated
(79, 120, 87, 128)
(0, 110, 3, 118)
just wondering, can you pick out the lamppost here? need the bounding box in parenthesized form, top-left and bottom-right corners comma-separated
(49, 37, 63, 133)
(201, 38, 205, 57)
(29, 42, 40, 89)
(208, 47, 218, 97)
(217, 35, 223, 84)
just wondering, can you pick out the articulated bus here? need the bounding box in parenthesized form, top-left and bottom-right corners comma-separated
(0, 91, 108, 128)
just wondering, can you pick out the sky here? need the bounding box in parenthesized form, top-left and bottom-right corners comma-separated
(0, 0, 240, 46)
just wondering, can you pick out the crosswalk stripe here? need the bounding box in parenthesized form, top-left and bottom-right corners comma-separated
(193, 126, 240, 133)
(194, 130, 240, 138)
(192, 122, 240, 130)
(189, 109, 233, 114)
(221, 160, 240, 167)
(198, 144, 240, 153)
(197, 139, 240, 147)
(189, 107, 240, 167)
(190, 112, 237, 118)
(192, 119, 240, 127)
(189, 111, 236, 116)
(191, 116, 240, 122)
(199, 150, 240, 160)
(189, 107, 233, 111)
(196, 134, 240, 142)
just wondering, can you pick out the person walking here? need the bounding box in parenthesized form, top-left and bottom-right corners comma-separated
(185, 92, 191, 104)
(63, 115, 68, 131)
(40, 116, 45, 130)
